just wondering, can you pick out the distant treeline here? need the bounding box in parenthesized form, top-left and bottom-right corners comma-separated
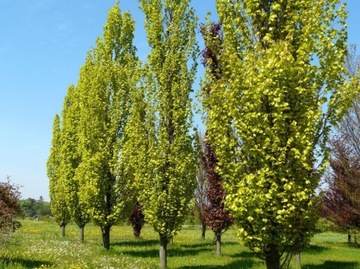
(20, 196, 51, 217)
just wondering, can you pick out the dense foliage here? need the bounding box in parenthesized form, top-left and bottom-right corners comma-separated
(20, 197, 51, 218)
(129, 202, 145, 238)
(122, 0, 199, 268)
(203, 1, 352, 268)
(321, 138, 360, 233)
(76, 4, 138, 249)
(47, 114, 71, 236)
(46, 1, 358, 268)
(203, 138, 234, 254)
(200, 22, 234, 255)
(47, 3, 138, 248)
(0, 178, 22, 245)
(58, 84, 90, 242)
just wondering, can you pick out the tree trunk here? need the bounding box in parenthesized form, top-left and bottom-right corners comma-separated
(354, 232, 358, 248)
(79, 226, 85, 242)
(348, 229, 352, 245)
(201, 224, 206, 240)
(102, 225, 111, 250)
(295, 253, 301, 269)
(133, 223, 141, 238)
(215, 231, 221, 255)
(159, 234, 168, 269)
(60, 225, 66, 237)
(265, 245, 280, 269)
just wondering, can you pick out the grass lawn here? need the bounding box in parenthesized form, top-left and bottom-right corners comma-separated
(0, 218, 359, 269)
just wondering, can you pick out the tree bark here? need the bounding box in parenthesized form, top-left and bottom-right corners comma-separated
(159, 234, 168, 269)
(201, 224, 206, 240)
(102, 225, 111, 250)
(265, 245, 280, 269)
(215, 231, 222, 255)
(79, 226, 85, 242)
(295, 253, 301, 269)
(60, 225, 66, 237)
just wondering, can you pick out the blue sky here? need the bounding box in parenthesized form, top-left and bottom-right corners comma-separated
(0, 1, 359, 201)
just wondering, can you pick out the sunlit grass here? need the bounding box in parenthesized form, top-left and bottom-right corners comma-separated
(0, 219, 359, 268)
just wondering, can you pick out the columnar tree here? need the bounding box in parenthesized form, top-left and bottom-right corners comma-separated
(59, 84, 90, 242)
(47, 115, 71, 237)
(74, 3, 137, 249)
(133, 0, 198, 268)
(203, 139, 234, 255)
(205, 1, 351, 268)
(200, 22, 234, 255)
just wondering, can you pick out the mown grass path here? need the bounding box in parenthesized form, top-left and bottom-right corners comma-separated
(0, 219, 359, 268)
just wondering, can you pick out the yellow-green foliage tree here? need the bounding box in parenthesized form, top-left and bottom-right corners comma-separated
(204, 1, 353, 268)
(128, 0, 198, 268)
(58, 84, 90, 242)
(47, 115, 71, 237)
(74, 3, 138, 249)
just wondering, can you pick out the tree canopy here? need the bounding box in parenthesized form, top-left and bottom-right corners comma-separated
(46, 1, 359, 268)
(203, 0, 353, 268)
(123, 0, 199, 268)
(47, 114, 71, 236)
(74, 3, 138, 249)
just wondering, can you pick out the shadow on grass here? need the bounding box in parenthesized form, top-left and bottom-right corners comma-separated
(303, 244, 329, 254)
(230, 251, 257, 259)
(178, 258, 261, 269)
(304, 261, 359, 269)
(112, 239, 158, 248)
(122, 246, 205, 258)
(180, 241, 239, 248)
(178, 243, 212, 249)
(178, 242, 239, 252)
(116, 239, 226, 258)
(0, 258, 52, 269)
(337, 242, 359, 249)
